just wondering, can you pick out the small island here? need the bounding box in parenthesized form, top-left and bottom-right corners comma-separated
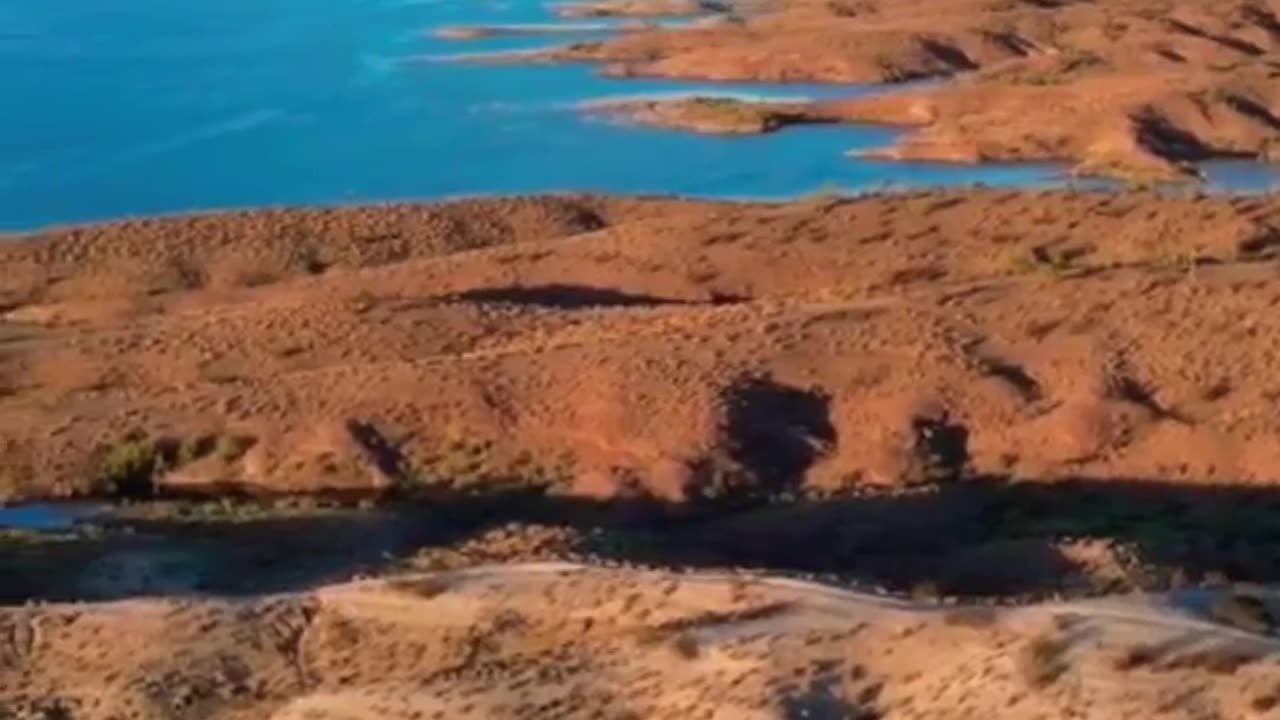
(584, 95, 834, 134)
(549, 0, 727, 18)
(430, 22, 620, 40)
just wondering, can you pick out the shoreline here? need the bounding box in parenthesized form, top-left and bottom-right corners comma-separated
(495, 0, 1280, 183)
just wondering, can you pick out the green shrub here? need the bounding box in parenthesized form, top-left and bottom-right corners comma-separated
(390, 577, 451, 599)
(215, 434, 256, 462)
(1209, 592, 1274, 635)
(175, 437, 204, 467)
(670, 633, 701, 660)
(99, 435, 159, 498)
(1112, 643, 1159, 671)
(909, 580, 943, 602)
(1002, 245, 1074, 275)
(1160, 647, 1259, 674)
(1020, 632, 1071, 688)
(943, 606, 998, 628)
(1251, 689, 1280, 713)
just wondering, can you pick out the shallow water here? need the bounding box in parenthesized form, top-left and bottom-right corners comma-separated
(1199, 160, 1280, 193)
(0, 502, 98, 530)
(0, 0, 1084, 231)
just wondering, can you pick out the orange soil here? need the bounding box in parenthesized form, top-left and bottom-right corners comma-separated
(533, 0, 1280, 180)
(6, 564, 1280, 720)
(3, 190, 1280, 502)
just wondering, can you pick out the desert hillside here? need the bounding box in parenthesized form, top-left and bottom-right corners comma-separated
(3, 190, 1280, 503)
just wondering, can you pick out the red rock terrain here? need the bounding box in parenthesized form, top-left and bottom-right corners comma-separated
(527, 0, 1280, 180)
(4, 190, 1280, 502)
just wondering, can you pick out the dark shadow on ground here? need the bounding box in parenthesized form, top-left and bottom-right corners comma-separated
(447, 284, 692, 309)
(9, 476, 1280, 604)
(722, 376, 836, 491)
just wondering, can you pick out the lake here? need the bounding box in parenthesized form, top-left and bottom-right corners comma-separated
(2, 0, 1278, 230)
(0, 0, 1082, 231)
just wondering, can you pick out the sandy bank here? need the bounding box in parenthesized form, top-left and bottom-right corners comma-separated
(4, 563, 1280, 719)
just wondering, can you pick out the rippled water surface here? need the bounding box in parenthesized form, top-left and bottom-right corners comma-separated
(2, 0, 1278, 229)
(0, 0, 1080, 229)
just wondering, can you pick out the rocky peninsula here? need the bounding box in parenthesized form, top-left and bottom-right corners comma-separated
(523, 0, 1280, 181)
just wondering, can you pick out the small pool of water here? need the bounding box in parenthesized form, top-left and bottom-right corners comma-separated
(0, 503, 100, 530)
(1201, 161, 1280, 193)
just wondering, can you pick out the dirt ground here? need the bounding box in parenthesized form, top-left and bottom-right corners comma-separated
(4, 190, 1280, 503)
(5, 563, 1280, 720)
(7, 188, 1280, 598)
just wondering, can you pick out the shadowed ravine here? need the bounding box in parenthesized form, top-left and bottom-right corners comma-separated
(8, 475, 1280, 604)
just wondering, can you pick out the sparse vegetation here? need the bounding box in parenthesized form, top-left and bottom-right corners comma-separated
(175, 436, 208, 467)
(1208, 592, 1275, 635)
(629, 95, 804, 134)
(1019, 631, 1071, 688)
(103, 496, 337, 525)
(670, 632, 702, 659)
(909, 580, 943, 602)
(1158, 646, 1260, 675)
(292, 244, 330, 275)
(490, 608, 528, 632)
(97, 434, 161, 498)
(407, 439, 575, 495)
(161, 256, 207, 291)
(0, 472, 17, 503)
(1001, 244, 1076, 275)
(215, 434, 257, 462)
(390, 576, 452, 599)
(1017, 72, 1058, 86)
(1112, 642, 1159, 671)
(349, 289, 379, 314)
(1157, 245, 1203, 280)
(943, 606, 998, 628)
(1251, 687, 1280, 713)
(95, 431, 257, 498)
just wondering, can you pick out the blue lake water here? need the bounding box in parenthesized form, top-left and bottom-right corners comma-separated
(0, 503, 98, 530)
(2, 0, 1278, 230)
